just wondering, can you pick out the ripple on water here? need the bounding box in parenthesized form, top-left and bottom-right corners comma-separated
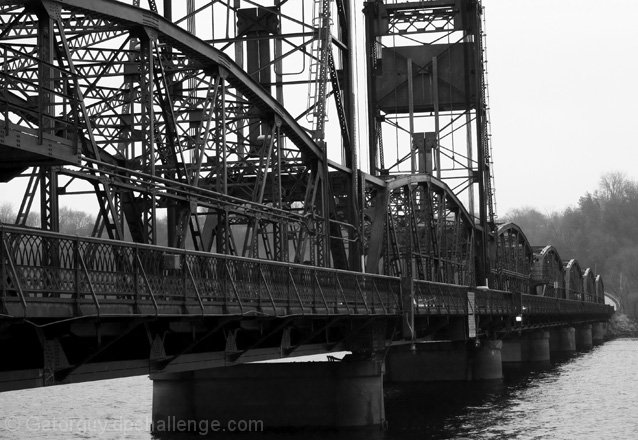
(1, 339, 637, 440)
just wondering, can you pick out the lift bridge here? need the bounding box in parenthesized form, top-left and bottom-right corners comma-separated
(0, 0, 612, 428)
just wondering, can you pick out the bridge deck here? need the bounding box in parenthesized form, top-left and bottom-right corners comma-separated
(0, 226, 611, 320)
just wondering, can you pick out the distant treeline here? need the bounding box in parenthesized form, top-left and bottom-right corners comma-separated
(504, 172, 638, 315)
(0, 205, 170, 245)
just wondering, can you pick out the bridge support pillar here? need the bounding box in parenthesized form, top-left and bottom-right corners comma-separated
(151, 355, 385, 430)
(385, 340, 502, 382)
(576, 324, 593, 351)
(501, 337, 529, 363)
(502, 331, 549, 364)
(386, 341, 471, 382)
(550, 327, 576, 354)
(472, 340, 503, 380)
(527, 330, 551, 363)
(592, 322, 606, 344)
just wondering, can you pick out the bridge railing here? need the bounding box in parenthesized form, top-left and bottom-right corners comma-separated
(522, 295, 610, 315)
(413, 282, 517, 316)
(0, 226, 614, 319)
(413, 281, 468, 315)
(0, 226, 401, 317)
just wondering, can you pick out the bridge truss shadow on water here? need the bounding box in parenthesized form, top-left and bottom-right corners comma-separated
(0, 0, 613, 431)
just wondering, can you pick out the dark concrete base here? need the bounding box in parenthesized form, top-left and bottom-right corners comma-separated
(528, 331, 551, 362)
(472, 340, 503, 380)
(502, 338, 529, 363)
(592, 322, 606, 344)
(385, 340, 503, 382)
(550, 327, 576, 354)
(502, 331, 550, 364)
(576, 325, 593, 350)
(152, 355, 385, 430)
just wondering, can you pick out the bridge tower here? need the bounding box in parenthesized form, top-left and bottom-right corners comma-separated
(362, 0, 496, 284)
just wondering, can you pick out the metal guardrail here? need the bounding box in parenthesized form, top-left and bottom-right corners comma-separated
(412, 280, 613, 317)
(0, 226, 614, 320)
(0, 226, 400, 317)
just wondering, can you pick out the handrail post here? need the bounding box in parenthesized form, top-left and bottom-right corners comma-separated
(287, 267, 305, 314)
(182, 254, 187, 312)
(259, 266, 278, 316)
(185, 258, 205, 315)
(313, 272, 330, 314)
(400, 276, 415, 341)
(2, 236, 27, 315)
(78, 252, 100, 317)
(0, 227, 5, 305)
(135, 252, 159, 316)
(74, 237, 80, 314)
(133, 247, 139, 313)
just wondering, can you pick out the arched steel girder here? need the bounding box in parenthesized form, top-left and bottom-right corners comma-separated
(33, 0, 324, 161)
(532, 245, 564, 297)
(563, 259, 583, 301)
(595, 275, 605, 304)
(494, 222, 533, 272)
(604, 288, 621, 311)
(0, 0, 357, 268)
(583, 268, 596, 302)
(364, 174, 475, 285)
(491, 222, 533, 294)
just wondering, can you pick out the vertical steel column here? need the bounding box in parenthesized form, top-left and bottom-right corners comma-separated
(407, 59, 416, 172)
(234, 0, 245, 157)
(473, 3, 489, 284)
(37, 6, 59, 232)
(345, 0, 362, 271)
(363, 2, 379, 175)
(139, 31, 156, 245)
(432, 56, 441, 179)
(39, 167, 59, 232)
(37, 8, 54, 144)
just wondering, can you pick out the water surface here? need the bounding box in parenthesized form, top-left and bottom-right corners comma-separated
(0, 339, 636, 439)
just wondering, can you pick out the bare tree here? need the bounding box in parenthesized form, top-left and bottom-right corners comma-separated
(0, 203, 14, 224)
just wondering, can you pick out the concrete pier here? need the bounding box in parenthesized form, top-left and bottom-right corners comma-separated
(501, 337, 528, 363)
(386, 342, 470, 382)
(472, 340, 503, 380)
(592, 322, 606, 344)
(550, 327, 576, 353)
(502, 331, 550, 364)
(152, 356, 385, 430)
(576, 324, 593, 351)
(527, 331, 551, 363)
(386, 340, 503, 382)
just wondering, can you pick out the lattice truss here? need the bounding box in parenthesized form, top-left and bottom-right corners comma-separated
(531, 246, 565, 298)
(491, 224, 533, 294)
(363, 177, 474, 285)
(0, 0, 360, 269)
(364, 0, 494, 222)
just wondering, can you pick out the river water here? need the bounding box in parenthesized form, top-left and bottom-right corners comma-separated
(0, 338, 637, 439)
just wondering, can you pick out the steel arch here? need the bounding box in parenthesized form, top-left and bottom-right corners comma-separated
(595, 275, 605, 305)
(531, 245, 565, 298)
(491, 222, 533, 294)
(366, 174, 475, 285)
(563, 259, 583, 301)
(583, 268, 596, 303)
(0, 0, 358, 268)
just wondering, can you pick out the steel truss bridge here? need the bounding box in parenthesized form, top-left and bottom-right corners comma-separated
(0, 0, 612, 391)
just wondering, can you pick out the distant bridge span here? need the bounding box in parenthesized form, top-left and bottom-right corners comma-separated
(604, 292, 622, 312)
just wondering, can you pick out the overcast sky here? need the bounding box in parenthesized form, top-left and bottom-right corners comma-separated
(484, 0, 638, 216)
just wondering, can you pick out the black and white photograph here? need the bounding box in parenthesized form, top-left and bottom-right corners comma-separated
(0, 1, 636, 438)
